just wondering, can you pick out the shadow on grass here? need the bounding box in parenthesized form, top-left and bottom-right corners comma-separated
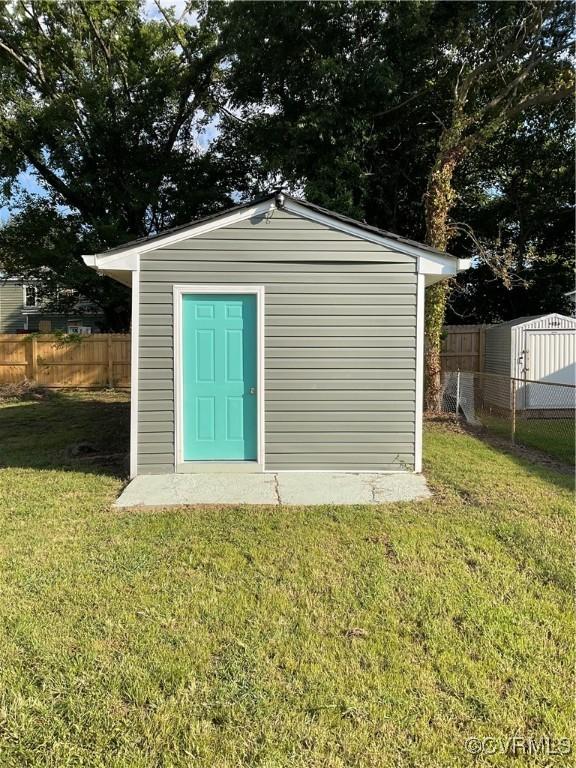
(0, 389, 130, 478)
(427, 416, 574, 492)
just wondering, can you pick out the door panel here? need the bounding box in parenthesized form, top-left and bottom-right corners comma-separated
(182, 294, 257, 460)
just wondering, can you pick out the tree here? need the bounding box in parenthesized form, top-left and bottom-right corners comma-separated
(0, 0, 233, 328)
(418, 1, 573, 408)
(447, 100, 574, 323)
(213, 0, 573, 406)
(210, 0, 441, 237)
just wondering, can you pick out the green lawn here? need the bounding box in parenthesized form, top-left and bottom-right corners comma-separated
(0, 391, 573, 767)
(514, 417, 575, 465)
(481, 412, 575, 465)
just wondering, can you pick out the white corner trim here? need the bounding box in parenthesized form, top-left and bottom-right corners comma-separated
(414, 273, 425, 473)
(173, 285, 266, 472)
(129, 260, 141, 478)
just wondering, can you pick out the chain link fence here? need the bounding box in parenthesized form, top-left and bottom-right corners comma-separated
(440, 371, 576, 465)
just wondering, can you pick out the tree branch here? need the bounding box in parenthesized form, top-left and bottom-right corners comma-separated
(23, 150, 102, 220)
(483, 39, 572, 116)
(503, 84, 574, 121)
(374, 85, 432, 118)
(77, 1, 132, 103)
(78, 2, 111, 63)
(0, 36, 43, 87)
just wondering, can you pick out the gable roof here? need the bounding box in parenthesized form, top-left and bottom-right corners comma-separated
(83, 191, 471, 285)
(93, 192, 453, 260)
(494, 313, 576, 329)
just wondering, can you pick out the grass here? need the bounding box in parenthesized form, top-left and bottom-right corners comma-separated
(481, 413, 575, 465)
(514, 417, 575, 465)
(0, 391, 573, 767)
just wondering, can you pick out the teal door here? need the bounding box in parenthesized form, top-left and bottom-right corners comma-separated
(182, 294, 258, 461)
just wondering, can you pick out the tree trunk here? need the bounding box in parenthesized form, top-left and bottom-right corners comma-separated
(423, 141, 465, 412)
(424, 281, 449, 411)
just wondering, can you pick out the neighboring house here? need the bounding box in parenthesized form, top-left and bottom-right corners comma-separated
(83, 191, 469, 479)
(0, 278, 102, 334)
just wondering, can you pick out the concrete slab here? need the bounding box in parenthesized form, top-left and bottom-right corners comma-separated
(115, 471, 431, 508)
(371, 472, 431, 503)
(277, 472, 372, 505)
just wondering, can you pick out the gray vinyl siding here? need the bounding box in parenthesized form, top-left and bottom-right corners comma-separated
(0, 284, 102, 333)
(137, 209, 418, 473)
(0, 284, 26, 332)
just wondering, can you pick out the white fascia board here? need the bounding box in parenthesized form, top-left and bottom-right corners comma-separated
(82, 195, 464, 269)
(82, 251, 139, 272)
(417, 253, 459, 276)
(83, 199, 276, 269)
(420, 256, 472, 284)
(284, 199, 426, 259)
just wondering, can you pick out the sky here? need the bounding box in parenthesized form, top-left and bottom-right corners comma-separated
(0, 172, 47, 224)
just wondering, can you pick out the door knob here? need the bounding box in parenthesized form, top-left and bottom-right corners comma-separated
(249, 387, 256, 395)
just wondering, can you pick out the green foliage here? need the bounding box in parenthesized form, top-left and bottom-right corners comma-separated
(0, 1, 572, 329)
(0, 0, 234, 328)
(448, 104, 575, 322)
(212, 0, 573, 329)
(210, 0, 443, 236)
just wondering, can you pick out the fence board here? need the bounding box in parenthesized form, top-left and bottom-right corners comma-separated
(0, 334, 131, 388)
(2, 326, 485, 386)
(441, 325, 487, 372)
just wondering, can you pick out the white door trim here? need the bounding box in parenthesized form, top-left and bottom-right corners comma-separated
(173, 284, 266, 471)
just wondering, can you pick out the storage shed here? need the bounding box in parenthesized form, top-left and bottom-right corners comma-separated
(83, 192, 468, 478)
(484, 314, 576, 409)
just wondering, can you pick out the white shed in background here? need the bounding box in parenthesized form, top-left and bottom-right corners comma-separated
(484, 314, 576, 409)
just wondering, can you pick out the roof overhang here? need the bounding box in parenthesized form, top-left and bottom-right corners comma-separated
(82, 195, 469, 283)
(422, 256, 472, 286)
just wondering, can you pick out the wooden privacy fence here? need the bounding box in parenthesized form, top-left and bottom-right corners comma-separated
(441, 324, 487, 372)
(0, 325, 486, 387)
(0, 334, 130, 388)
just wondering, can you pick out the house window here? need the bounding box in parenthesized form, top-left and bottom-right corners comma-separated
(23, 285, 39, 307)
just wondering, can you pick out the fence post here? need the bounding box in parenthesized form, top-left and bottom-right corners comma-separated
(107, 334, 114, 388)
(29, 335, 38, 382)
(455, 370, 461, 418)
(510, 377, 516, 444)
